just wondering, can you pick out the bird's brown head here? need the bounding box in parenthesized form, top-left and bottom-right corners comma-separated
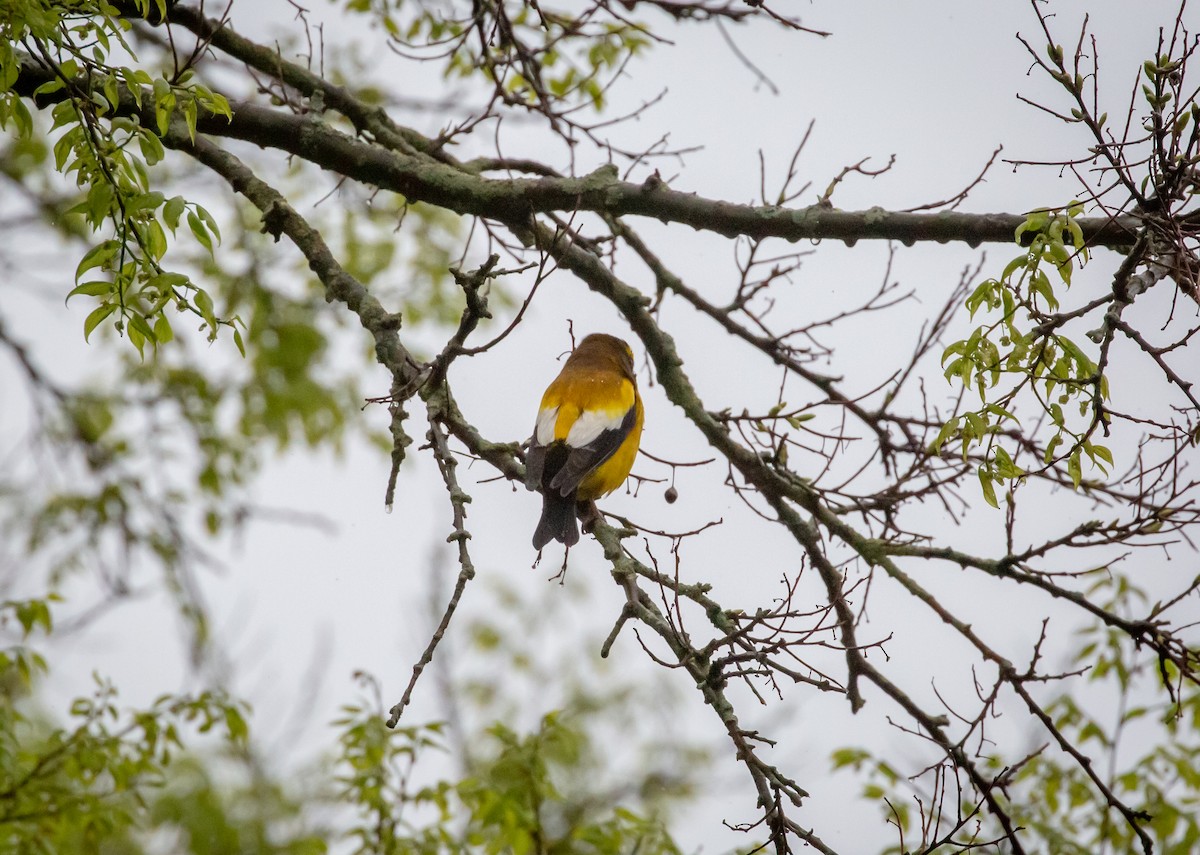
(570, 333, 636, 380)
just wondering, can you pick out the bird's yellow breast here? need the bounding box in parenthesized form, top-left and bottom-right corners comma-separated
(577, 395, 644, 500)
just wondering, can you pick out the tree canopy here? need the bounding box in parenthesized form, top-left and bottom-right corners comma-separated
(2, 2, 1200, 854)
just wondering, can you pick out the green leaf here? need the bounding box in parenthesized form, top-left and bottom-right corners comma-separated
(1015, 209, 1049, 244)
(153, 313, 174, 343)
(1057, 335, 1094, 373)
(979, 468, 999, 508)
(195, 205, 222, 244)
(929, 417, 960, 454)
(1044, 432, 1063, 464)
(67, 281, 114, 301)
(80, 180, 115, 227)
(831, 747, 871, 770)
(1030, 269, 1060, 311)
(138, 129, 165, 165)
(75, 240, 120, 281)
(163, 196, 186, 231)
(9, 97, 33, 138)
(194, 288, 215, 319)
(146, 218, 168, 261)
(83, 303, 117, 341)
(994, 445, 1023, 479)
(127, 312, 157, 345)
(187, 210, 215, 255)
(128, 316, 147, 356)
(183, 96, 200, 142)
(1067, 448, 1083, 488)
(985, 402, 1020, 424)
(1001, 254, 1026, 282)
(1066, 216, 1085, 250)
(941, 340, 966, 364)
(224, 706, 249, 743)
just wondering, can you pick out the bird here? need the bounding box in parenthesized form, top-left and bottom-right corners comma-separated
(526, 333, 645, 549)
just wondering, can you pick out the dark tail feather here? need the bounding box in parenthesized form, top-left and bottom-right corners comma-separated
(533, 492, 579, 549)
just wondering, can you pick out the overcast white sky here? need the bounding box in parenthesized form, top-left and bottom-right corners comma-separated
(2, 1, 1197, 852)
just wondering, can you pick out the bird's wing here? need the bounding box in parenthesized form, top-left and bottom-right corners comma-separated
(525, 405, 559, 490)
(548, 401, 638, 496)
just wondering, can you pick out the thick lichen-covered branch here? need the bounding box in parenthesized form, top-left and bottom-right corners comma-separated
(12, 53, 1142, 250)
(175, 134, 421, 479)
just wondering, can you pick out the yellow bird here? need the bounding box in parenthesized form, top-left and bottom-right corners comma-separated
(526, 333, 645, 549)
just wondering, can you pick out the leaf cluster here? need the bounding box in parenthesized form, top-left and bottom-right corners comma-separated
(934, 203, 1112, 506)
(0, 596, 250, 854)
(1, 0, 234, 356)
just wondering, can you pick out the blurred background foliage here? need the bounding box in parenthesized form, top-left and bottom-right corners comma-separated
(0, 579, 705, 854)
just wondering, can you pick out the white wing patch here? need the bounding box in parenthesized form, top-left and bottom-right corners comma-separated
(535, 406, 560, 445)
(566, 407, 629, 448)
